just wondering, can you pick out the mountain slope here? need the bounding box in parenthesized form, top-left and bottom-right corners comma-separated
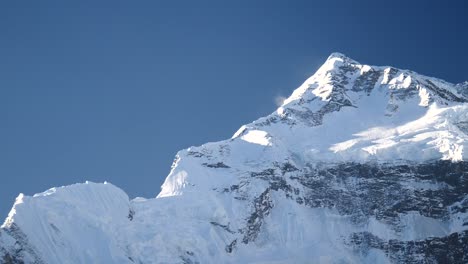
(2, 53, 468, 263)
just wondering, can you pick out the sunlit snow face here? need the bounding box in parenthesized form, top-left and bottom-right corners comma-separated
(240, 130, 271, 146)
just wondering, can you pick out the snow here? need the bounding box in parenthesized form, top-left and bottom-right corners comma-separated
(1, 182, 132, 263)
(418, 86, 431, 106)
(2, 52, 468, 263)
(315, 103, 466, 162)
(232, 125, 248, 138)
(246, 53, 468, 163)
(240, 130, 271, 146)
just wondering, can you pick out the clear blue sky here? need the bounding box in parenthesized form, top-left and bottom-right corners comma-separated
(1, 0, 467, 218)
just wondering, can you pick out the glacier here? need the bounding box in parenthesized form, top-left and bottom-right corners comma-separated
(1, 53, 468, 263)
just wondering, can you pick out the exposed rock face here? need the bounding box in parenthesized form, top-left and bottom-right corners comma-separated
(1, 53, 468, 263)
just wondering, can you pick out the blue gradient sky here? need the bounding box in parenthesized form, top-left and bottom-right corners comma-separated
(1, 0, 467, 218)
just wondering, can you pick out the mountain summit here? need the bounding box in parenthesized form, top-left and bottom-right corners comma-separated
(2, 53, 468, 263)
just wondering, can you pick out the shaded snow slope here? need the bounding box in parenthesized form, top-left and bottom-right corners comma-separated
(2, 53, 468, 263)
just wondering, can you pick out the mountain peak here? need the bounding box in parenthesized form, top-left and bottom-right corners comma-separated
(258, 54, 468, 162)
(283, 52, 467, 109)
(326, 52, 360, 65)
(327, 52, 352, 60)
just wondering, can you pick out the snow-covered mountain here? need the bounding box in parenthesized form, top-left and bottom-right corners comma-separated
(2, 53, 468, 263)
